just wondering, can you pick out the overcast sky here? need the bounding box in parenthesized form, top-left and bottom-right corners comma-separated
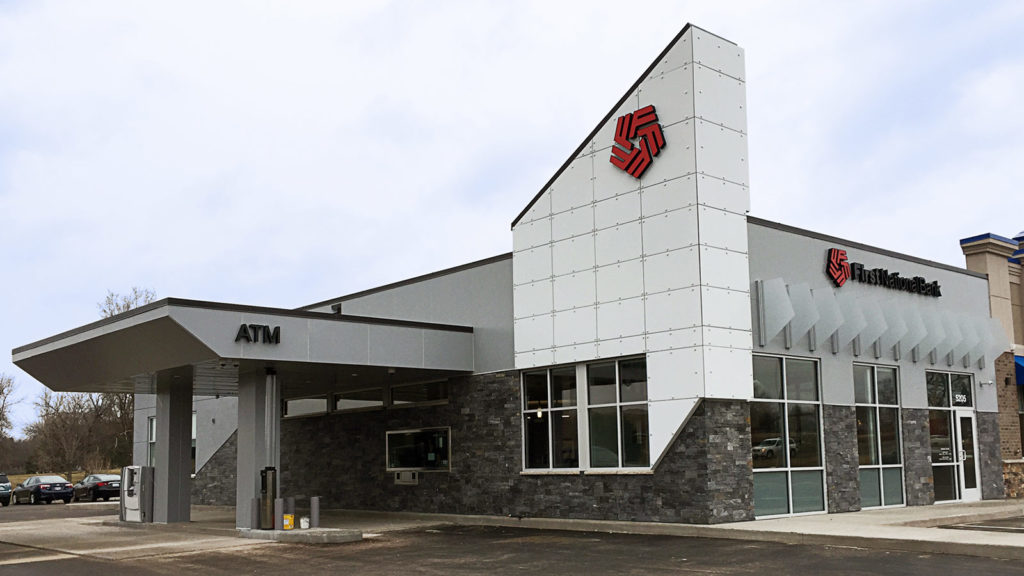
(1, 1, 1021, 437)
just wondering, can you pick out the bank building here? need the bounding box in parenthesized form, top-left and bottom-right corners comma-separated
(14, 24, 1012, 526)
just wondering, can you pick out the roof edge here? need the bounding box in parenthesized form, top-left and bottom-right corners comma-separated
(14, 298, 474, 357)
(298, 252, 513, 311)
(510, 22, 699, 229)
(959, 233, 1018, 247)
(747, 216, 988, 280)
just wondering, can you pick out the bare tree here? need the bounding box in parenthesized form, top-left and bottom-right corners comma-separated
(99, 287, 157, 466)
(0, 373, 19, 439)
(98, 286, 156, 318)
(29, 391, 111, 479)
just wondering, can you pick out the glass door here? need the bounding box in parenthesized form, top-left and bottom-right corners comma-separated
(955, 410, 980, 502)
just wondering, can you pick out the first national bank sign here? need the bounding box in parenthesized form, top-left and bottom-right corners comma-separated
(827, 248, 941, 297)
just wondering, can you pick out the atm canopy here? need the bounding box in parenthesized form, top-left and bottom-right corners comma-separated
(13, 298, 475, 395)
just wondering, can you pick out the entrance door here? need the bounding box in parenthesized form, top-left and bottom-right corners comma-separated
(955, 410, 981, 502)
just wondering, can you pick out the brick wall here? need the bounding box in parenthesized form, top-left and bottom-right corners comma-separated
(995, 352, 1021, 460)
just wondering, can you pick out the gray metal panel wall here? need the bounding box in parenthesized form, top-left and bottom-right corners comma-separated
(747, 221, 998, 412)
(311, 258, 514, 374)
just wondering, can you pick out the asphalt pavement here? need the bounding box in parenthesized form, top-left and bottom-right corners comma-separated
(1, 501, 1023, 574)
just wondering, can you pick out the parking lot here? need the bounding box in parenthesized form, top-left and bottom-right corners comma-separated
(1, 504, 1023, 575)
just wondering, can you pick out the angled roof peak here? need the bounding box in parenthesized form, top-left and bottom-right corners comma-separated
(510, 22, 706, 229)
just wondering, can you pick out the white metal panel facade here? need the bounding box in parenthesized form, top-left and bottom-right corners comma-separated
(512, 26, 752, 466)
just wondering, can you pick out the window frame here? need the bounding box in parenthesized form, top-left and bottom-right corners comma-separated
(389, 379, 450, 409)
(750, 353, 827, 518)
(147, 416, 157, 468)
(853, 363, 905, 509)
(926, 370, 977, 503)
(282, 395, 330, 419)
(521, 355, 649, 473)
(332, 387, 386, 414)
(385, 427, 452, 472)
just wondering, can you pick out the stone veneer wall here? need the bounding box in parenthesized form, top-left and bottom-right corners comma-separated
(977, 412, 1005, 500)
(191, 431, 237, 506)
(901, 409, 934, 506)
(279, 373, 754, 524)
(823, 405, 859, 513)
(1004, 462, 1024, 498)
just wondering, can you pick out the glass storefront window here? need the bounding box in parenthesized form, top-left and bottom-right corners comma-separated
(523, 357, 649, 471)
(854, 364, 903, 509)
(751, 355, 824, 517)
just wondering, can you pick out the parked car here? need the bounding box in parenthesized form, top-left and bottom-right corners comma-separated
(0, 473, 10, 506)
(73, 474, 121, 502)
(11, 475, 73, 505)
(752, 437, 797, 459)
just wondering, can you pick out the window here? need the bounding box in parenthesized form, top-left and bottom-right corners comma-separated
(751, 355, 825, 517)
(334, 388, 384, 412)
(147, 414, 198, 472)
(523, 366, 578, 468)
(522, 356, 648, 471)
(283, 396, 329, 418)
(147, 417, 157, 468)
(588, 358, 649, 468)
(391, 380, 449, 407)
(854, 364, 903, 508)
(386, 428, 450, 471)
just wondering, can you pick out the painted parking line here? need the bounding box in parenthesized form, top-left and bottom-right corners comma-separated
(0, 552, 76, 566)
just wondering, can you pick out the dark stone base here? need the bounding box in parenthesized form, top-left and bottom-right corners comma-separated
(279, 373, 754, 525)
(977, 411, 1005, 500)
(823, 405, 859, 513)
(191, 431, 237, 506)
(901, 408, 934, 506)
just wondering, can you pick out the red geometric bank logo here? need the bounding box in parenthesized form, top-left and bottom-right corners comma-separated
(609, 105, 665, 179)
(826, 248, 851, 287)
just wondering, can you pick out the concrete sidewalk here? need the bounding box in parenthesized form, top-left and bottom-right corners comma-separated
(314, 500, 1024, 560)
(141, 500, 1024, 560)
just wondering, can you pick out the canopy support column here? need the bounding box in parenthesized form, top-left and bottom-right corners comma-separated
(236, 368, 280, 529)
(152, 370, 193, 523)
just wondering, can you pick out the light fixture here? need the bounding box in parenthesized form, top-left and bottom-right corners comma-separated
(536, 409, 542, 418)
(980, 380, 995, 387)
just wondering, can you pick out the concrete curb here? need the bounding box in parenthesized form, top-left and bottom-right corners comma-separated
(312, 508, 1024, 561)
(238, 528, 362, 544)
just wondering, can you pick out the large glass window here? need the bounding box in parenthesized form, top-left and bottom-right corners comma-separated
(854, 364, 903, 508)
(751, 355, 824, 516)
(588, 358, 649, 468)
(522, 357, 648, 471)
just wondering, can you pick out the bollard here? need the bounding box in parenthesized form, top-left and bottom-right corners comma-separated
(251, 497, 260, 530)
(274, 498, 284, 531)
(286, 496, 295, 515)
(310, 496, 320, 528)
